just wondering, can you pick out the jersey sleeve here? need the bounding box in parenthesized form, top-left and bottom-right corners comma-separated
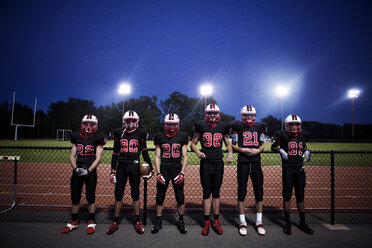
(273, 130, 283, 143)
(140, 129, 148, 151)
(70, 132, 78, 145)
(230, 122, 239, 134)
(112, 129, 121, 155)
(193, 121, 201, 134)
(154, 133, 161, 146)
(224, 122, 232, 135)
(95, 133, 107, 146)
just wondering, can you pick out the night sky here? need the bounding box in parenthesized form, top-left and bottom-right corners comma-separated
(1, 0, 371, 125)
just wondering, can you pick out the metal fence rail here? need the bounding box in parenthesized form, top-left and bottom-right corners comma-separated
(0, 146, 371, 225)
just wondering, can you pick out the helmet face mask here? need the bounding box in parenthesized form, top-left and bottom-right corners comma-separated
(81, 115, 98, 135)
(123, 110, 139, 133)
(164, 113, 180, 137)
(205, 104, 220, 124)
(285, 114, 302, 135)
(240, 105, 256, 126)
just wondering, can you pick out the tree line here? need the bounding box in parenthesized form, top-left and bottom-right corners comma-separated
(1, 91, 371, 141)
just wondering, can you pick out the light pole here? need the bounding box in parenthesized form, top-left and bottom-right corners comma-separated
(118, 82, 132, 116)
(275, 86, 289, 130)
(348, 89, 360, 140)
(199, 84, 213, 108)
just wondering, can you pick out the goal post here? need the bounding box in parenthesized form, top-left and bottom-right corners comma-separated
(56, 129, 72, 141)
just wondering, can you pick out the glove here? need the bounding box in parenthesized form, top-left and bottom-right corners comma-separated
(303, 149, 311, 162)
(173, 171, 184, 184)
(279, 148, 288, 160)
(110, 173, 117, 184)
(142, 171, 154, 179)
(157, 173, 166, 185)
(75, 167, 89, 177)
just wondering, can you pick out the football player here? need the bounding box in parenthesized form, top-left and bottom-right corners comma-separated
(231, 105, 266, 236)
(271, 114, 313, 235)
(191, 104, 234, 236)
(106, 110, 153, 235)
(151, 113, 189, 234)
(61, 114, 106, 235)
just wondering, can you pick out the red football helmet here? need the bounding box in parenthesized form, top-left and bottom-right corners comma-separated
(164, 113, 180, 137)
(123, 110, 139, 133)
(81, 115, 98, 135)
(240, 105, 256, 126)
(205, 104, 220, 124)
(285, 114, 302, 135)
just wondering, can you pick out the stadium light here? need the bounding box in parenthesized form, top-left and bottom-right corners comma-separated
(199, 84, 213, 108)
(347, 89, 360, 140)
(275, 85, 289, 130)
(118, 82, 132, 116)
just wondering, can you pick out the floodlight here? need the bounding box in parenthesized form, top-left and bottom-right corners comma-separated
(200, 84, 213, 96)
(275, 85, 289, 98)
(348, 89, 360, 99)
(118, 83, 132, 95)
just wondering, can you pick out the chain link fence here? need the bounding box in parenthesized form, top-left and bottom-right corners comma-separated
(0, 146, 371, 226)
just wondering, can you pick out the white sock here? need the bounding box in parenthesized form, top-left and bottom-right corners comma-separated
(256, 213, 263, 225)
(239, 214, 246, 224)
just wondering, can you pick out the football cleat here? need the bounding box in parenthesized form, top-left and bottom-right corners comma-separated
(177, 220, 187, 234)
(106, 222, 119, 235)
(256, 224, 265, 235)
(238, 223, 247, 236)
(86, 221, 96, 235)
(61, 220, 78, 234)
(135, 222, 145, 234)
(212, 219, 223, 235)
(151, 218, 162, 234)
(283, 223, 292, 235)
(299, 222, 314, 235)
(201, 220, 211, 236)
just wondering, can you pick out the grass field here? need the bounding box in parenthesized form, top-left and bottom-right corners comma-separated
(1, 139, 372, 166)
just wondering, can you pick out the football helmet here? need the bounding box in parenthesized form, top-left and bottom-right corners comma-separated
(123, 110, 139, 133)
(285, 114, 302, 134)
(81, 114, 98, 135)
(205, 103, 220, 124)
(164, 113, 180, 137)
(240, 105, 256, 126)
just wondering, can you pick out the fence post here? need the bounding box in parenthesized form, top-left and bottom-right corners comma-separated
(330, 150, 335, 225)
(143, 179, 148, 225)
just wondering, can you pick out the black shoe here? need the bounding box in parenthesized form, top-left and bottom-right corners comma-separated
(283, 223, 292, 235)
(151, 217, 162, 234)
(177, 220, 187, 234)
(299, 222, 314, 235)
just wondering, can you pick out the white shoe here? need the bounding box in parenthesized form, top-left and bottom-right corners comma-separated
(239, 223, 247, 236)
(256, 224, 265, 235)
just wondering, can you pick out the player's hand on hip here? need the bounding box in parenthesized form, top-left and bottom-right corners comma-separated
(279, 148, 288, 160)
(110, 172, 117, 184)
